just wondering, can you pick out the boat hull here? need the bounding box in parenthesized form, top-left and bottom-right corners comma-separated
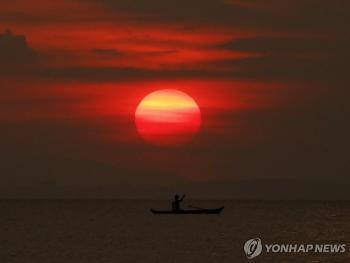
(150, 207, 224, 214)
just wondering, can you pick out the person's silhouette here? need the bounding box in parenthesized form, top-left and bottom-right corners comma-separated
(172, 194, 185, 211)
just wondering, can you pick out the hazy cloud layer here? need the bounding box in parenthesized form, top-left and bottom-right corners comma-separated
(0, 1, 349, 198)
(97, 0, 350, 32)
(212, 36, 349, 83)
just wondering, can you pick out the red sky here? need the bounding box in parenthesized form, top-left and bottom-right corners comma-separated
(0, 0, 349, 199)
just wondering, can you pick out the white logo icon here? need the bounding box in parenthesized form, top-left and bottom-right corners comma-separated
(244, 238, 262, 259)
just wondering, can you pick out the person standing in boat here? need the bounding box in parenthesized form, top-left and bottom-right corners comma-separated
(172, 194, 185, 211)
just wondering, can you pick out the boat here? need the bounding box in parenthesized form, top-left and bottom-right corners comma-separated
(150, 206, 224, 214)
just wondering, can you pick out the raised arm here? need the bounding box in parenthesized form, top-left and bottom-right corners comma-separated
(180, 195, 185, 202)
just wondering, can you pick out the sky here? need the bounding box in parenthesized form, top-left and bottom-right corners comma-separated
(0, 0, 349, 199)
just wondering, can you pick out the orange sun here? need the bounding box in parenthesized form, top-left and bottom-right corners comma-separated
(135, 89, 201, 146)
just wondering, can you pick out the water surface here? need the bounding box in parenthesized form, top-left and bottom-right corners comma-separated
(0, 200, 349, 263)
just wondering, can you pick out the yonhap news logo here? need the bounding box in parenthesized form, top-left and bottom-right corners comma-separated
(244, 238, 262, 259)
(244, 238, 347, 259)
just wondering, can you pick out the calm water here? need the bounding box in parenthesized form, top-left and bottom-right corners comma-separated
(0, 200, 349, 263)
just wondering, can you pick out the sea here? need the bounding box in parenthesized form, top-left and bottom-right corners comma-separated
(0, 200, 349, 263)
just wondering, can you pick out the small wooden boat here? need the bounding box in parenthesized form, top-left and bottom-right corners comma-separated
(150, 206, 224, 214)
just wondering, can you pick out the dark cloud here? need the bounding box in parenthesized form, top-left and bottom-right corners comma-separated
(2, 0, 348, 34)
(0, 30, 38, 72)
(213, 36, 349, 83)
(91, 48, 122, 56)
(0, 31, 202, 82)
(96, 0, 350, 32)
(216, 37, 350, 56)
(91, 48, 178, 57)
(141, 49, 178, 56)
(97, 0, 235, 23)
(2, 30, 347, 84)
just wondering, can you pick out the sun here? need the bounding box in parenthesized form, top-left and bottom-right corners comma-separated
(135, 89, 201, 146)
